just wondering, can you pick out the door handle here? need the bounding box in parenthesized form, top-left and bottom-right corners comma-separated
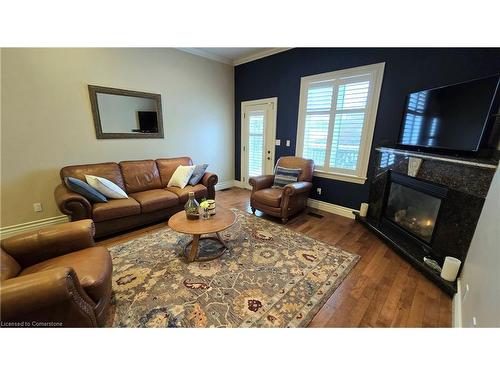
(267, 150, 271, 154)
(267, 157, 271, 160)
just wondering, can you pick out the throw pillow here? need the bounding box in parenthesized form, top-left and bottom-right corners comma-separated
(272, 166, 301, 188)
(85, 175, 128, 199)
(189, 163, 208, 185)
(168, 165, 196, 189)
(64, 177, 108, 203)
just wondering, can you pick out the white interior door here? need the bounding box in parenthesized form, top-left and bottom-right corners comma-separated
(241, 98, 277, 189)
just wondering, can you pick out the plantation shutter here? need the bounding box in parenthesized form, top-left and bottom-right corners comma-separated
(248, 110, 265, 177)
(329, 79, 370, 170)
(300, 73, 374, 173)
(297, 63, 384, 183)
(302, 84, 334, 167)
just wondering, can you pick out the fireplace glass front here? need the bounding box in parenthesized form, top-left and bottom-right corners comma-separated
(384, 182, 442, 244)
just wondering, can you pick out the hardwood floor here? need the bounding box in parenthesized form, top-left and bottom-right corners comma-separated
(98, 187, 452, 327)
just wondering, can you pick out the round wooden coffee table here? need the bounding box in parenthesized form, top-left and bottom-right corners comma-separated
(168, 207, 236, 262)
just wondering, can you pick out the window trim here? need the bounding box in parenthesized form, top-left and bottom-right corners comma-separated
(295, 62, 385, 184)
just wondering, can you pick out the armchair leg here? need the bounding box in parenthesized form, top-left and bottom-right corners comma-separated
(282, 217, 288, 224)
(251, 206, 256, 214)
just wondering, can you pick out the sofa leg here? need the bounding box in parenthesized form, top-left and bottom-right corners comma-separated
(282, 217, 288, 224)
(251, 206, 256, 214)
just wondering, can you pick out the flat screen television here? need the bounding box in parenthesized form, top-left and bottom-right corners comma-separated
(137, 111, 158, 132)
(397, 75, 500, 153)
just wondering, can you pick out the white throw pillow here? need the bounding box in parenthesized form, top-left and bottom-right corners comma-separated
(167, 165, 196, 189)
(85, 175, 128, 199)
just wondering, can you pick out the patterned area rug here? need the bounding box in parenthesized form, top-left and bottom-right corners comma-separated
(107, 209, 359, 327)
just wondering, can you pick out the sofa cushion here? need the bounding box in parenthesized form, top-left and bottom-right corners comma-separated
(64, 177, 108, 203)
(20, 246, 112, 304)
(156, 157, 193, 187)
(252, 188, 283, 208)
(129, 189, 179, 213)
(189, 164, 208, 185)
(272, 166, 301, 188)
(167, 165, 196, 189)
(92, 198, 141, 222)
(60, 162, 126, 191)
(166, 184, 208, 203)
(85, 175, 128, 199)
(119, 160, 162, 193)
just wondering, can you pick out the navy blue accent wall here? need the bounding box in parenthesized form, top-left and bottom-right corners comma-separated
(235, 48, 500, 209)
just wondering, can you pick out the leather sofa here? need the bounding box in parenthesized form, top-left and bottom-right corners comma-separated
(249, 156, 314, 223)
(54, 157, 218, 238)
(0, 220, 112, 327)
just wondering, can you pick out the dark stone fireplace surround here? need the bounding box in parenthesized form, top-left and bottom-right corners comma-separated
(355, 147, 498, 296)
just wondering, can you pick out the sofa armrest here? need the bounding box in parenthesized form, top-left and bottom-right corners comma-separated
(201, 172, 218, 199)
(54, 183, 92, 221)
(283, 181, 313, 196)
(0, 267, 97, 327)
(249, 175, 274, 192)
(0, 220, 96, 268)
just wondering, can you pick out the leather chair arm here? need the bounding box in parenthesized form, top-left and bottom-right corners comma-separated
(201, 172, 218, 199)
(0, 220, 96, 268)
(0, 267, 97, 327)
(249, 175, 274, 192)
(201, 172, 218, 188)
(283, 181, 313, 196)
(54, 184, 92, 221)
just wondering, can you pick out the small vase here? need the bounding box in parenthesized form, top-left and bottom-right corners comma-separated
(184, 192, 199, 220)
(200, 208, 210, 220)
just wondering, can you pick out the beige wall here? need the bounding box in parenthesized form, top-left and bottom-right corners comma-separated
(1, 48, 234, 227)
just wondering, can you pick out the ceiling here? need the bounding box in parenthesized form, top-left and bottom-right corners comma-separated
(178, 48, 289, 66)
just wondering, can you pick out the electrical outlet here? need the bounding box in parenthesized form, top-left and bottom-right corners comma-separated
(286, 140, 291, 147)
(316, 187, 322, 195)
(33, 203, 43, 212)
(275, 139, 281, 146)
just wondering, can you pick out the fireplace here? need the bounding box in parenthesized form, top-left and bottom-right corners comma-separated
(357, 147, 495, 296)
(382, 172, 447, 248)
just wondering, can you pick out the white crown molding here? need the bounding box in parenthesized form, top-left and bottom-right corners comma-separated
(233, 48, 291, 66)
(177, 48, 234, 65)
(177, 48, 291, 66)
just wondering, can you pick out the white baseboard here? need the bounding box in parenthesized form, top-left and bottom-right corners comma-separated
(215, 180, 235, 191)
(0, 215, 70, 239)
(215, 180, 245, 190)
(307, 198, 356, 219)
(233, 180, 245, 188)
(452, 278, 463, 328)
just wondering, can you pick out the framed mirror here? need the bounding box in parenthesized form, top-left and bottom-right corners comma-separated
(88, 85, 164, 139)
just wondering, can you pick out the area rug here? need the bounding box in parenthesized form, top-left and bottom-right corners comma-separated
(107, 208, 359, 327)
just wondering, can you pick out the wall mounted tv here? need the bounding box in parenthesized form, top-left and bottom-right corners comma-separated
(397, 75, 500, 154)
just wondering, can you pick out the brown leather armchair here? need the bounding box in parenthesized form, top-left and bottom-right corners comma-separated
(249, 156, 314, 223)
(1, 219, 112, 327)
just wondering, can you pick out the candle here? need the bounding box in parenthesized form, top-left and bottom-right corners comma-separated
(360, 203, 369, 217)
(440, 256, 461, 282)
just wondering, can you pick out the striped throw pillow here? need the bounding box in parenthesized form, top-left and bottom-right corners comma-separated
(272, 166, 301, 188)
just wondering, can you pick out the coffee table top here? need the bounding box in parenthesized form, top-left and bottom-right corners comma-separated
(168, 207, 236, 235)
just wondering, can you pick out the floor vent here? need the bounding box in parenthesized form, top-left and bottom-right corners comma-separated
(307, 212, 324, 219)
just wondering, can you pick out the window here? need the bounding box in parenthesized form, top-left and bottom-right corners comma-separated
(296, 63, 385, 184)
(248, 110, 265, 177)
